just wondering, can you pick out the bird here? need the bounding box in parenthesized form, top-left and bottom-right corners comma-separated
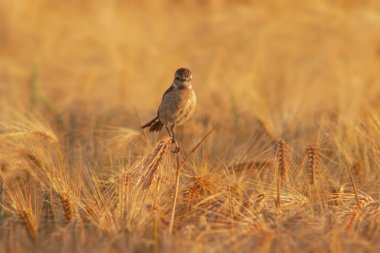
(141, 67, 197, 152)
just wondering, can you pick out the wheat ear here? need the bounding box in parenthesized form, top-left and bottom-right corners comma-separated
(306, 144, 320, 186)
(58, 192, 74, 223)
(277, 139, 287, 181)
(139, 137, 172, 189)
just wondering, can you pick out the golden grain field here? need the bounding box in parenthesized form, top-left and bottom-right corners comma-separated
(1, 0, 380, 252)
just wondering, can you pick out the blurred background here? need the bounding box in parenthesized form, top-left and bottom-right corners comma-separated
(3, 2, 380, 251)
(1, 0, 380, 137)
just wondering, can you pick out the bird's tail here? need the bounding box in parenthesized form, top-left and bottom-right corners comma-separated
(141, 117, 164, 132)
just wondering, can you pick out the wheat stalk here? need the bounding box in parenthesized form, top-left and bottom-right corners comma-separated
(340, 145, 362, 211)
(0, 177, 3, 217)
(169, 128, 214, 234)
(42, 189, 56, 229)
(4, 219, 16, 253)
(253, 193, 266, 212)
(331, 184, 345, 206)
(351, 159, 365, 183)
(19, 210, 38, 240)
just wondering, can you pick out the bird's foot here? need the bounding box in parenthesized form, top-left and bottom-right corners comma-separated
(172, 146, 180, 153)
(170, 138, 180, 153)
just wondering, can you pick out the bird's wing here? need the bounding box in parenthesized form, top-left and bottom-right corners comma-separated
(158, 84, 175, 115)
(162, 85, 175, 100)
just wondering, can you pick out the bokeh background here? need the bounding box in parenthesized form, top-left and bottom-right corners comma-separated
(2, 2, 380, 252)
(2, 0, 380, 136)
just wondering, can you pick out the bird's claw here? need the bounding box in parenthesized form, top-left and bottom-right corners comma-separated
(172, 146, 180, 153)
(170, 138, 180, 153)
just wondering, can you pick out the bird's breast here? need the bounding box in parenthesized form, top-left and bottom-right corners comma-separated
(158, 87, 196, 124)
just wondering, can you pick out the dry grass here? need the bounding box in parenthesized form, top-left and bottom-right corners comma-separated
(1, 0, 380, 252)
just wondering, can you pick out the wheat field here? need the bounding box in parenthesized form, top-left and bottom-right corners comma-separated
(1, 0, 380, 252)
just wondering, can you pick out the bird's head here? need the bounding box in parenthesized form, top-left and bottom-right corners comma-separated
(173, 67, 192, 88)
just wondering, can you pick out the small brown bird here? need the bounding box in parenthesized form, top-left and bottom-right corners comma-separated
(141, 67, 197, 150)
